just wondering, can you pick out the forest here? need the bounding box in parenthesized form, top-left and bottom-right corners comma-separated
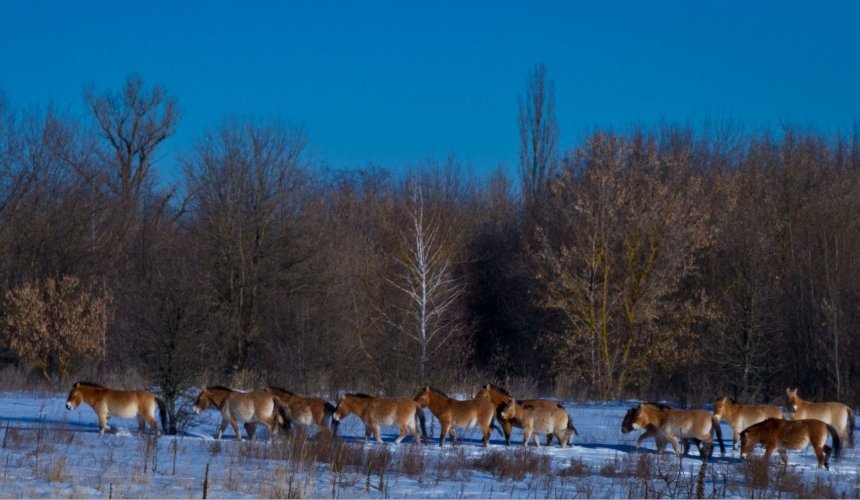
(1, 67, 859, 432)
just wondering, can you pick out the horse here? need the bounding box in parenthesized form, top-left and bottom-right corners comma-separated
(785, 388, 854, 447)
(621, 402, 694, 453)
(65, 381, 167, 436)
(475, 384, 571, 446)
(499, 399, 576, 447)
(267, 387, 339, 436)
(414, 386, 496, 447)
(713, 396, 783, 451)
(627, 403, 725, 459)
(740, 417, 841, 469)
(331, 393, 424, 444)
(193, 386, 289, 441)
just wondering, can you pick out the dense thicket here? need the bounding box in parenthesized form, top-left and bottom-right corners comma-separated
(1, 78, 858, 413)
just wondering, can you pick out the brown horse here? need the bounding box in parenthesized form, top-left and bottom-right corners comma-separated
(475, 384, 570, 446)
(740, 417, 841, 469)
(499, 399, 576, 447)
(785, 388, 854, 447)
(621, 402, 694, 453)
(193, 386, 288, 441)
(267, 387, 338, 436)
(65, 382, 167, 436)
(628, 403, 724, 458)
(713, 396, 782, 451)
(332, 393, 424, 444)
(414, 387, 496, 447)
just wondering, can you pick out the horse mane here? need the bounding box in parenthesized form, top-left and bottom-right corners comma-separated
(268, 386, 296, 396)
(347, 393, 374, 399)
(428, 387, 450, 398)
(209, 385, 235, 392)
(642, 401, 672, 410)
(486, 384, 511, 397)
(74, 381, 105, 389)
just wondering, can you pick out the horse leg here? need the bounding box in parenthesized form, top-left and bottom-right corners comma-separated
(395, 423, 408, 444)
(822, 444, 832, 470)
(667, 434, 681, 457)
(449, 427, 458, 446)
(439, 422, 452, 447)
(215, 419, 228, 440)
(732, 428, 740, 450)
(363, 424, 371, 443)
(763, 446, 775, 465)
(98, 412, 109, 436)
(137, 414, 146, 435)
(372, 423, 383, 444)
(146, 413, 161, 436)
(481, 425, 491, 447)
(409, 418, 421, 444)
(523, 428, 532, 447)
(243, 422, 257, 441)
(533, 432, 541, 448)
(702, 439, 713, 459)
(778, 448, 790, 467)
(229, 419, 243, 441)
(502, 419, 512, 446)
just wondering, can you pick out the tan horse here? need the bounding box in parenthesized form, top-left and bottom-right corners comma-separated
(785, 388, 854, 447)
(713, 396, 782, 451)
(499, 399, 576, 447)
(193, 386, 288, 441)
(628, 403, 724, 458)
(414, 386, 496, 447)
(332, 393, 424, 444)
(740, 417, 841, 469)
(475, 384, 570, 446)
(65, 381, 167, 436)
(267, 387, 338, 436)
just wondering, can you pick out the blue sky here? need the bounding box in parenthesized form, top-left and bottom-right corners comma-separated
(2, 1, 859, 183)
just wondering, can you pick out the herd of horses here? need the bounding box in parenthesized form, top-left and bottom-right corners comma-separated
(64, 382, 855, 470)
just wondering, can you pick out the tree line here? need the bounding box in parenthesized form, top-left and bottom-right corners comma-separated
(1, 69, 858, 430)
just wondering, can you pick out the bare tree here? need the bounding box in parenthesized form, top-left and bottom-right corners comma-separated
(86, 75, 178, 237)
(518, 63, 559, 207)
(183, 118, 309, 371)
(387, 180, 467, 386)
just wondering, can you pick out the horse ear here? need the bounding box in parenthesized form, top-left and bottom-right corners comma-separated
(73, 382, 80, 388)
(484, 384, 491, 390)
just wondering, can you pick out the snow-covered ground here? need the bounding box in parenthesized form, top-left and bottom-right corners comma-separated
(0, 391, 856, 498)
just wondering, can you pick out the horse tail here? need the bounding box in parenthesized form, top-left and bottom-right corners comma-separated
(827, 423, 842, 460)
(567, 417, 578, 436)
(273, 397, 292, 434)
(711, 415, 725, 455)
(325, 401, 339, 437)
(847, 407, 855, 448)
(155, 397, 169, 435)
(414, 402, 427, 441)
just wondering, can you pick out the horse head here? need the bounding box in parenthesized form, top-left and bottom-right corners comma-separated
(65, 382, 83, 410)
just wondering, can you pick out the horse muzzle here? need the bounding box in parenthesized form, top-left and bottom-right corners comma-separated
(65, 402, 73, 410)
(740, 452, 748, 459)
(193, 405, 201, 414)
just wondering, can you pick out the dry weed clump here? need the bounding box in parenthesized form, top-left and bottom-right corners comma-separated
(734, 459, 842, 499)
(472, 447, 551, 482)
(396, 443, 427, 480)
